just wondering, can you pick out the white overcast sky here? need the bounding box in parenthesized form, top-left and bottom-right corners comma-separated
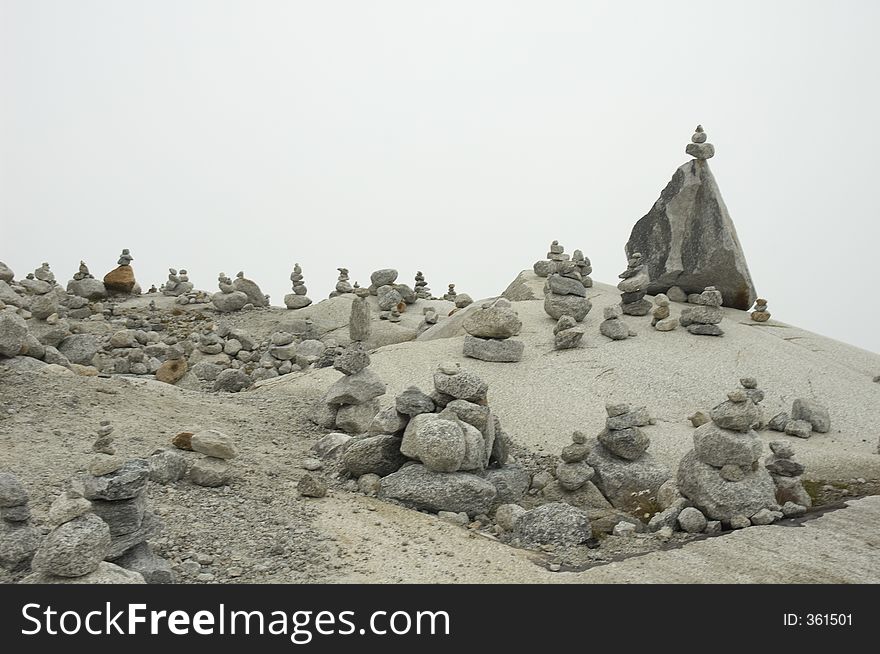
(2, 1, 879, 353)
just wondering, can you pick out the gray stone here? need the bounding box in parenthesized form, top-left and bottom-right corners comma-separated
(554, 327, 584, 350)
(544, 293, 591, 321)
(0, 472, 27, 507)
(750, 508, 781, 525)
(32, 514, 110, 577)
(333, 343, 371, 375)
(705, 520, 722, 535)
(325, 368, 386, 405)
(212, 368, 251, 392)
(605, 407, 651, 430)
(0, 522, 39, 569)
(212, 290, 249, 312)
(765, 455, 805, 477)
(114, 542, 174, 584)
(657, 479, 683, 509)
(370, 269, 398, 287)
(586, 442, 671, 511)
(709, 398, 761, 432)
(620, 297, 653, 316)
(462, 334, 524, 362)
(648, 499, 687, 532)
(189, 456, 232, 487)
(232, 276, 268, 307)
(192, 361, 222, 381)
(768, 412, 790, 432)
(490, 418, 511, 466)
(693, 423, 763, 467)
(357, 473, 381, 496)
(686, 323, 724, 336)
(148, 450, 188, 484)
(91, 495, 146, 536)
(46, 492, 92, 526)
(781, 501, 807, 517)
(378, 464, 497, 516)
(463, 305, 522, 338)
(284, 294, 312, 309)
(720, 464, 746, 482)
(377, 285, 403, 311)
(395, 386, 435, 416)
(547, 274, 587, 297)
(56, 333, 100, 366)
(83, 459, 149, 501)
(790, 399, 830, 433)
(191, 430, 238, 460)
(480, 466, 529, 506)
(66, 278, 107, 300)
(312, 432, 353, 459)
(0, 262, 13, 282)
(600, 317, 631, 340)
(400, 415, 466, 473)
(349, 296, 371, 342)
(494, 504, 526, 531)
(437, 511, 469, 526)
(685, 142, 715, 159)
(514, 503, 592, 547)
(341, 435, 406, 477)
(556, 460, 594, 491)
(677, 506, 708, 533)
(729, 514, 751, 529)
(769, 440, 795, 458)
(1, 504, 31, 522)
(561, 442, 590, 463)
(784, 419, 813, 439)
(677, 450, 778, 522)
(297, 473, 328, 498)
(598, 427, 649, 460)
(772, 475, 812, 508)
(22, 561, 145, 584)
(369, 405, 408, 435)
(433, 366, 488, 402)
(335, 399, 381, 434)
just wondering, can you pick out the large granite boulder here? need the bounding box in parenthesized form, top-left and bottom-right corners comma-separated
(625, 159, 756, 310)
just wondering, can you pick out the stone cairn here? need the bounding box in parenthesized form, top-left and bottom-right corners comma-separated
(233, 271, 268, 307)
(103, 249, 138, 295)
(349, 288, 372, 342)
(211, 272, 249, 313)
(587, 403, 670, 513)
(67, 261, 107, 300)
(462, 298, 524, 362)
(330, 268, 354, 297)
(767, 398, 831, 439)
(414, 271, 431, 299)
(618, 252, 652, 316)
(686, 124, 714, 160)
(21, 263, 57, 296)
(371, 268, 417, 320)
(553, 314, 585, 350)
(751, 298, 771, 322)
(183, 429, 239, 493)
(442, 284, 457, 302)
(651, 293, 677, 331)
(679, 286, 724, 336)
(312, 343, 387, 435)
(83, 422, 173, 582)
(544, 259, 592, 322)
(284, 263, 312, 309)
(764, 441, 810, 516)
(677, 387, 780, 528)
(533, 239, 568, 278)
(599, 305, 635, 340)
(0, 471, 40, 573)
(162, 268, 194, 297)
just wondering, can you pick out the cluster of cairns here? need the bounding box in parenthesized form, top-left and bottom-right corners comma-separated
(679, 286, 725, 336)
(768, 398, 831, 439)
(0, 471, 40, 573)
(750, 298, 771, 322)
(677, 386, 783, 528)
(312, 363, 524, 525)
(442, 283, 472, 308)
(462, 298, 524, 362)
(651, 293, 677, 331)
(328, 268, 354, 298)
(542, 242, 593, 323)
(285, 264, 312, 309)
(617, 252, 652, 316)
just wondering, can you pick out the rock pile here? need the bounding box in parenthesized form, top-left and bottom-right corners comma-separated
(533, 240, 569, 278)
(0, 471, 39, 572)
(768, 398, 831, 439)
(285, 264, 312, 309)
(651, 293, 677, 331)
(442, 284, 457, 302)
(313, 343, 386, 434)
(103, 249, 138, 295)
(553, 315, 585, 350)
(587, 403, 670, 512)
(686, 124, 714, 160)
(162, 268, 194, 297)
(751, 298, 771, 322)
(679, 286, 725, 336)
(764, 441, 810, 515)
(188, 430, 238, 492)
(543, 260, 592, 321)
(212, 273, 249, 313)
(599, 305, 635, 340)
(67, 261, 107, 299)
(677, 388, 779, 526)
(462, 298, 524, 362)
(617, 252, 652, 316)
(572, 250, 593, 287)
(414, 271, 431, 299)
(330, 268, 353, 297)
(369, 268, 416, 319)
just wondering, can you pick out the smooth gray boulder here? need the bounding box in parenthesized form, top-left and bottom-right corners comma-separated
(513, 502, 592, 547)
(462, 334, 524, 362)
(378, 464, 496, 516)
(67, 278, 107, 300)
(341, 435, 406, 477)
(790, 399, 831, 433)
(625, 158, 757, 310)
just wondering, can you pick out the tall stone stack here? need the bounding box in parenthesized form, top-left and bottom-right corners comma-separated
(24, 490, 145, 584)
(543, 260, 592, 321)
(587, 403, 670, 511)
(316, 343, 387, 434)
(414, 271, 431, 299)
(462, 298, 524, 362)
(764, 441, 811, 515)
(283, 264, 311, 309)
(617, 252, 652, 316)
(330, 268, 354, 297)
(651, 293, 677, 331)
(679, 286, 725, 336)
(188, 429, 238, 493)
(572, 249, 593, 287)
(212, 273, 249, 312)
(677, 388, 779, 527)
(751, 298, 771, 322)
(0, 471, 40, 573)
(103, 249, 138, 296)
(349, 288, 372, 342)
(533, 240, 569, 277)
(443, 284, 457, 302)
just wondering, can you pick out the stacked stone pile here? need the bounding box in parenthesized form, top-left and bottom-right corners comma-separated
(572, 250, 593, 287)
(285, 264, 312, 309)
(767, 398, 831, 439)
(533, 240, 569, 277)
(617, 252, 652, 316)
(553, 315, 585, 350)
(462, 298, 524, 362)
(442, 284, 457, 302)
(599, 305, 635, 340)
(764, 441, 810, 515)
(679, 286, 725, 336)
(329, 268, 354, 297)
(312, 343, 386, 434)
(368, 268, 417, 320)
(543, 260, 592, 322)
(414, 271, 431, 299)
(103, 249, 139, 296)
(651, 293, 677, 331)
(67, 261, 107, 300)
(0, 471, 40, 572)
(162, 268, 194, 297)
(187, 429, 238, 491)
(751, 298, 771, 322)
(416, 306, 439, 335)
(677, 387, 780, 527)
(686, 124, 714, 160)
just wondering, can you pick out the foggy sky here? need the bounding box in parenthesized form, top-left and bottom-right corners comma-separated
(2, 1, 879, 353)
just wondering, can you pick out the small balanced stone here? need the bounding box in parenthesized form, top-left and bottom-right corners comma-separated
(685, 124, 715, 159)
(751, 298, 771, 322)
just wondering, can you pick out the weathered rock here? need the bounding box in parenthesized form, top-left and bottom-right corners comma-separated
(357, 473, 381, 496)
(433, 365, 488, 403)
(543, 293, 591, 321)
(772, 475, 812, 508)
(555, 460, 595, 491)
(463, 306, 522, 339)
(212, 290, 249, 312)
(790, 399, 830, 433)
(709, 396, 761, 432)
(693, 423, 763, 467)
(369, 405, 408, 435)
(31, 514, 110, 577)
(785, 419, 813, 439)
(378, 464, 497, 516)
(768, 412, 790, 432)
(297, 473, 328, 498)
(677, 506, 708, 533)
(171, 432, 194, 451)
(46, 491, 92, 526)
(400, 415, 466, 473)
(341, 435, 406, 477)
(494, 503, 527, 531)
(82, 459, 149, 501)
(480, 466, 529, 506)
(103, 266, 136, 294)
(312, 432, 353, 459)
(626, 155, 757, 310)
(113, 541, 174, 584)
(91, 495, 146, 536)
(586, 442, 670, 511)
(57, 334, 99, 366)
(370, 269, 398, 288)
(514, 503, 592, 547)
(333, 344, 370, 375)
(189, 456, 232, 487)
(191, 430, 238, 460)
(335, 399, 381, 434)
(325, 368, 386, 405)
(148, 450, 188, 484)
(22, 560, 145, 584)
(0, 522, 39, 569)
(462, 334, 524, 362)
(598, 427, 649, 461)
(0, 472, 28, 507)
(395, 386, 435, 416)
(155, 358, 187, 384)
